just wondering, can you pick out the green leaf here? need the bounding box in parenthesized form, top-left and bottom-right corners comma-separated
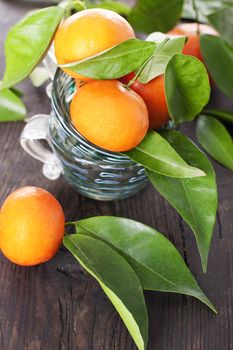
(125, 130, 205, 179)
(200, 35, 233, 99)
(208, 8, 233, 46)
(88, 0, 131, 16)
(62, 39, 156, 79)
(182, 0, 233, 22)
(204, 109, 233, 124)
(64, 234, 148, 350)
(1, 7, 64, 89)
(74, 216, 216, 313)
(129, 0, 184, 34)
(147, 130, 217, 272)
(197, 114, 233, 170)
(0, 89, 26, 122)
(138, 33, 186, 83)
(165, 54, 210, 124)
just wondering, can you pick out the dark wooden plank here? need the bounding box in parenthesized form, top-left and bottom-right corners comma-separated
(0, 1, 233, 349)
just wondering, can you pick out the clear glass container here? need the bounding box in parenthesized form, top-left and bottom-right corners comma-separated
(20, 69, 148, 201)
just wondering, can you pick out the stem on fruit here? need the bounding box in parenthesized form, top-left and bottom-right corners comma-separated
(126, 36, 170, 88)
(192, 0, 200, 35)
(126, 57, 152, 88)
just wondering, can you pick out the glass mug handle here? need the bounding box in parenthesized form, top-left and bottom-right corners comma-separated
(20, 114, 63, 180)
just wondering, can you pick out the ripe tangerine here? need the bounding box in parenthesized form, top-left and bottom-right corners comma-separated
(0, 187, 65, 266)
(169, 23, 218, 64)
(54, 9, 135, 80)
(120, 73, 170, 130)
(70, 80, 149, 152)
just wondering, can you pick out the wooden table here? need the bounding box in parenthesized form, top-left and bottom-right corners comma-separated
(1, 1, 233, 349)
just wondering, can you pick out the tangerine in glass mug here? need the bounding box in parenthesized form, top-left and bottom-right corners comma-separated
(21, 69, 150, 201)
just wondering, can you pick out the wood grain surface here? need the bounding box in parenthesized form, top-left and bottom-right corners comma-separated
(0, 1, 233, 349)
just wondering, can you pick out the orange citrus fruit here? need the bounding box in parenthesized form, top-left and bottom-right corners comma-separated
(169, 23, 218, 64)
(54, 9, 135, 80)
(0, 187, 65, 266)
(120, 73, 170, 130)
(70, 80, 149, 152)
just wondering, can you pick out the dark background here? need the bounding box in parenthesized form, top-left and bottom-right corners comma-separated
(0, 1, 233, 349)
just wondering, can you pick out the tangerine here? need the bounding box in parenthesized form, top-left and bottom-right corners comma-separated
(0, 187, 65, 266)
(169, 23, 218, 64)
(54, 9, 135, 80)
(70, 80, 149, 152)
(120, 74, 170, 130)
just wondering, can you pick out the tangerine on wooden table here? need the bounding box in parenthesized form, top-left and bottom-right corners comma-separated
(70, 80, 149, 152)
(0, 187, 65, 266)
(54, 8, 135, 80)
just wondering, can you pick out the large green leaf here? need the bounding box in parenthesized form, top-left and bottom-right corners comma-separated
(200, 35, 233, 100)
(208, 8, 233, 46)
(147, 130, 217, 272)
(204, 109, 233, 124)
(2, 6, 64, 88)
(165, 54, 210, 124)
(0, 89, 26, 122)
(138, 33, 186, 83)
(182, 0, 233, 22)
(125, 130, 205, 178)
(1, 7, 64, 89)
(197, 114, 233, 170)
(74, 216, 216, 313)
(129, 0, 184, 34)
(62, 39, 156, 79)
(64, 234, 148, 350)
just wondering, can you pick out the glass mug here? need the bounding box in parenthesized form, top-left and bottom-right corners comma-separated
(20, 69, 149, 201)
